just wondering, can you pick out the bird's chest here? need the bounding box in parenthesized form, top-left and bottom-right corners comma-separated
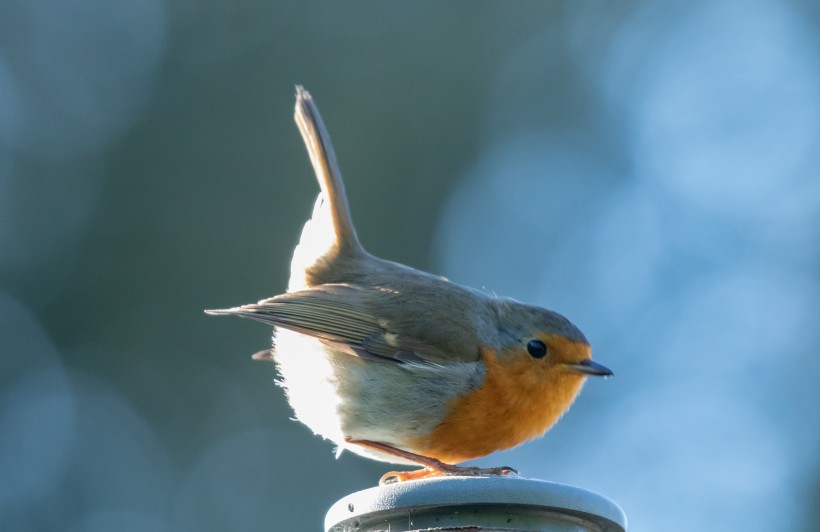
(409, 349, 585, 463)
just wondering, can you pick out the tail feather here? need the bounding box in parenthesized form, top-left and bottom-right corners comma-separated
(294, 86, 362, 254)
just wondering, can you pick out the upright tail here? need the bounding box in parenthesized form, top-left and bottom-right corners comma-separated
(294, 86, 363, 254)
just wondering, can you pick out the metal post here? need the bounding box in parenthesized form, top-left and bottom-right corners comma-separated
(325, 476, 627, 531)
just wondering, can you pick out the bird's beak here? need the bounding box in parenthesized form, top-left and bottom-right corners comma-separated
(566, 359, 613, 377)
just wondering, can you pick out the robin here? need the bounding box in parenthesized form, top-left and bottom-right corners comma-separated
(207, 86, 612, 484)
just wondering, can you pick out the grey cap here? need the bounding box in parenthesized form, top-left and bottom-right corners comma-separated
(325, 475, 627, 531)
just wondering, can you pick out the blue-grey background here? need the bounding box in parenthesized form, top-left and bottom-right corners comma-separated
(2, 1, 819, 530)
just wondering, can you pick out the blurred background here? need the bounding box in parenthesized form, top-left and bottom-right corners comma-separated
(2, 0, 820, 530)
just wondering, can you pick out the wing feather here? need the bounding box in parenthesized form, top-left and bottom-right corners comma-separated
(209, 284, 461, 364)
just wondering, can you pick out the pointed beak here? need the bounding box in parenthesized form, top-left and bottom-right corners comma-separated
(566, 359, 613, 377)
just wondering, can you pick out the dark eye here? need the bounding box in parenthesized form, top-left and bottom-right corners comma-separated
(526, 339, 548, 359)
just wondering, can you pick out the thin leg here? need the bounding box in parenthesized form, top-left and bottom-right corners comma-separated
(346, 438, 518, 484)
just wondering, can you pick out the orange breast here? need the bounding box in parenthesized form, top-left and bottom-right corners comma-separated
(410, 346, 586, 464)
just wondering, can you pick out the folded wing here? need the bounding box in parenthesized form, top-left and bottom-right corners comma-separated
(206, 284, 476, 365)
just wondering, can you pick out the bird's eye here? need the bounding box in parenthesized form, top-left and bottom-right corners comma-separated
(526, 339, 548, 359)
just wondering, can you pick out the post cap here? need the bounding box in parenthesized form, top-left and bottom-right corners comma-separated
(325, 475, 627, 531)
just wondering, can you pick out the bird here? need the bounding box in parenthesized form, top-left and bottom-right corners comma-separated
(206, 86, 612, 484)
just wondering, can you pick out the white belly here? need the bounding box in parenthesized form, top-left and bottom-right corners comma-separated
(272, 327, 484, 464)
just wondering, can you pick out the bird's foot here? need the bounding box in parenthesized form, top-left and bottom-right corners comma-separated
(380, 463, 518, 484)
(345, 438, 518, 485)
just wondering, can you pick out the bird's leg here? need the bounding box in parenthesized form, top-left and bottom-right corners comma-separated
(345, 438, 518, 485)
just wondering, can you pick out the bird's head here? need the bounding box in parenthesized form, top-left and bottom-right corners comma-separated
(491, 300, 612, 380)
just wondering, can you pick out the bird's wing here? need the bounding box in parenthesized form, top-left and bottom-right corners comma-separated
(207, 284, 478, 365)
